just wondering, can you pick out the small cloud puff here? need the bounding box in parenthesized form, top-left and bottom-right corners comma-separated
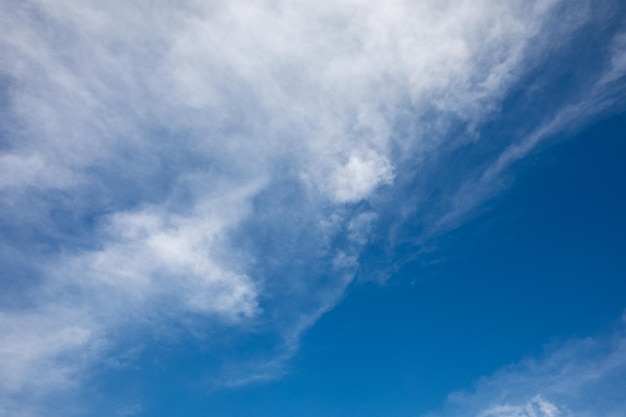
(328, 151, 395, 203)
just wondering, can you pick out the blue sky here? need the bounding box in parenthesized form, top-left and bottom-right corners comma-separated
(1, 1, 625, 416)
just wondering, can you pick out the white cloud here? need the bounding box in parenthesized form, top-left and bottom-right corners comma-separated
(0, 308, 95, 394)
(426, 319, 626, 417)
(325, 151, 394, 203)
(0, 0, 620, 413)
(478, 396, 560, 417)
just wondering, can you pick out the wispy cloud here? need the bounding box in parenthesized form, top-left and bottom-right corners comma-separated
(425, 24, 626, 235)
(0, 0, 622, 413)
(425, 316, 626, 417)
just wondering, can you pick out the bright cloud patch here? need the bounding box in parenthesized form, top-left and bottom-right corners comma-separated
(479, 396, 560, 417)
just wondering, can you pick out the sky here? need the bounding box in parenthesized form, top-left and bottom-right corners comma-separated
(0, 1, 625, 416)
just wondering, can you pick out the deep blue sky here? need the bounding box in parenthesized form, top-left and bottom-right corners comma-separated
(1, 2, 625, 417)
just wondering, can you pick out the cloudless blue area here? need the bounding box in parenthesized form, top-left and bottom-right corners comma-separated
(92, 111, 626, 417)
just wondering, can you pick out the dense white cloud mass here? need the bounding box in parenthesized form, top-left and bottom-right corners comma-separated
(0, 0, 624, 414)
(425, 319, 626, 417)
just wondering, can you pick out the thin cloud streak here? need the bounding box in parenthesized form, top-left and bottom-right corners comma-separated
(431, 28, 626, 235)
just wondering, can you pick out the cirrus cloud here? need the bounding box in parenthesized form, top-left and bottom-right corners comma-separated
(0, 0, 623, 415)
